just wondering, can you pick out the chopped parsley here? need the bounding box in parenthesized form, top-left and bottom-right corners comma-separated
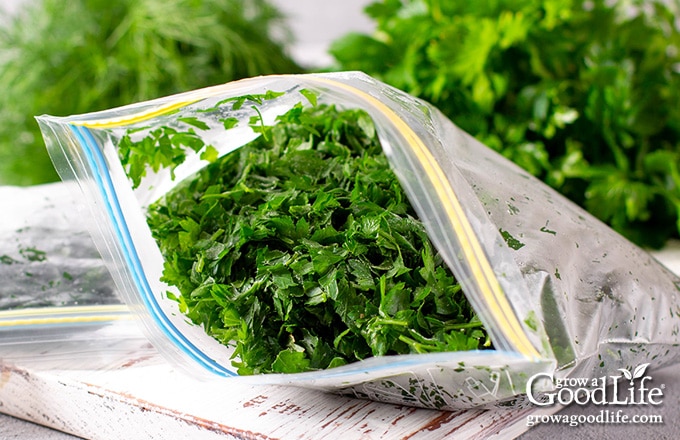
(139, 93, 489, 374)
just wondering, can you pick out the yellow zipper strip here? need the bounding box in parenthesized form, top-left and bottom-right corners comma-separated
(75, 99, 200, 129)
(0, 304, 129, 318)
(309, 77, 540, 359)
(0, 315, 133, 327)
(74, 77, 263, 129)
(0, 305, 131, 327)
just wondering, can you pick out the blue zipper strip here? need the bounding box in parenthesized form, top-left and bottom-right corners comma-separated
(70, 125, 235, 377)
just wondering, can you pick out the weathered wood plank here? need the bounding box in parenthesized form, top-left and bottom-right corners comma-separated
(0, 351, 558, 439)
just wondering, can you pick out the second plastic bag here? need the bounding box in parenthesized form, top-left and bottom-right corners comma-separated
(36, 72, 680, 410)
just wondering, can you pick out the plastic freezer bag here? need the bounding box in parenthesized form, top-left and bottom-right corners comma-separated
(0, 183, 151, 371)
(36, 72, 680, 410)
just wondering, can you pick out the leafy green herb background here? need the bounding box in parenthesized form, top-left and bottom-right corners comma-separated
(0, 0, 301, 186)
(328, 0, 680, 248)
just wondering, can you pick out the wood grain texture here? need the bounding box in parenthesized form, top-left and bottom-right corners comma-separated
(0, 349, 559, 439)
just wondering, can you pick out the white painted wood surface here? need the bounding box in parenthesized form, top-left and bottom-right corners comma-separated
(0, 338, 559, 440)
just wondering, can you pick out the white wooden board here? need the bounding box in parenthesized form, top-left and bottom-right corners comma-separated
(0, 339, 559, 439)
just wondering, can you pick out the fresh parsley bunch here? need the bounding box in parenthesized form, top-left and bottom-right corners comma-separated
(329, 0, 680, 248)
(146, 99, 488, 374)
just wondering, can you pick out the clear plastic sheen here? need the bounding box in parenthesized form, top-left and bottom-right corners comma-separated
(36, 72, 680, 410)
